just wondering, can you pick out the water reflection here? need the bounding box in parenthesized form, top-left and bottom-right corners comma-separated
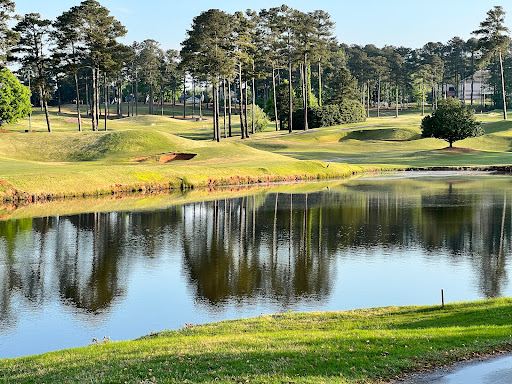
(0, 176, 511, 357)
(181, 195, 333, 307)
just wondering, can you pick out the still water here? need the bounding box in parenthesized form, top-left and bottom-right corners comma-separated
(1, 172, 511, 358)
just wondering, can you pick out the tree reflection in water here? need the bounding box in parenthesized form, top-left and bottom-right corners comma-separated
(0, 178, 511, 335)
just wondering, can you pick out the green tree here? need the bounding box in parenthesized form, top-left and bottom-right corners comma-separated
(12, 13, 52, 132)
(310, 10, 335, 107)
(53, 5, 83, 131)
(0, 68, 31, 124)
(0, 0, 16, 67)
(465, 37, 479, 106)
(181, 9, 234, 141)
(415, 64, 434, 116)
(259, 6, 286, 132)
(421, 98, 483, 147)
(78, 0, 126, 131)
(134, 39, 163, 115)
(371, 55, 387, 117)
(264, 80, 299, 130)
(473, 6, 510, 120)
(329, 66, 358, 104)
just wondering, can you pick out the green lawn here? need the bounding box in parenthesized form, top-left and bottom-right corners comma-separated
(3, 107, 512, 382)
(1, 299, 511, 383)
(2, 105, 512, 200)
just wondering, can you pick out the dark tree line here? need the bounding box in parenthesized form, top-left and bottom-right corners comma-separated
(2, 2, 511, 136)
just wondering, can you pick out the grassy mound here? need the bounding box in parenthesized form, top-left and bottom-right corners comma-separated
(0, 130, 195, 162)
(1, 299, 511, 383)
(342, 127, 422, 141)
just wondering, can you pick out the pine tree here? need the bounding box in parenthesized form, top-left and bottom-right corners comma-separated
(0, 0, 16, 66)
(53, 6, 83, 131)
(473, 6, 510, 120)
(12, 13, 53, 132)
(77, 0, 126, 131)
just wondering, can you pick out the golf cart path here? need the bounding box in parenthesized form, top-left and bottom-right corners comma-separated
(391, 353, 512, 384)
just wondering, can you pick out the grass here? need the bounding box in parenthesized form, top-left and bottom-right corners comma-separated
(3, 107, 512, 381)
(2, 104, 512, 200)
(1, 298, 512, 383)
(0, 106, 381, 200)
(245, 110, 512, 167)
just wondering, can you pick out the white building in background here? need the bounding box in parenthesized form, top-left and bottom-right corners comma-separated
(442, 70, 493, 102)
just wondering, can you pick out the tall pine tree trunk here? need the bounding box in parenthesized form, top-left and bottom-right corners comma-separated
(288, 29, 293, 133)
(118, 78, 122, 117)
(228, 80, 232, 137)
(421, 78, 425, 117)
(244, 80, 249, 138)
(104, 74, 108, 131)
(135, 71, 138, 116)
(96, 68, 100, 128)
(213, 82, 218, 141)
(395, 85, 399, 118)
(192, 78, 196, 118)
(41, 87, 51, 133)
(499, 50, 507, 120)
(74, 72, 82, 132)
(318, 60, 322, 106)
(223, 79, 227, 138)
(367, 80, 370, 118)
(91, 68, 97, 131)
(377, 74, 381, 118)
(149, 81, 154, 115)
(85, 75, 90, 118)
(199, 90, 203, 120)
(238, 65, 246, 139)
(272, 66, 278, 131)
(216, 82, 221, 141)
(183, 76, 186, 119)
(57, 79, 61, 114)
(303, 55, 308, 131)
(172, 89, 175, 118)
(251, 75, 255, 135)
(470, 51, 475, 106)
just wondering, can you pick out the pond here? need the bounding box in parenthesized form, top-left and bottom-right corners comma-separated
(1, 172, 512, 358)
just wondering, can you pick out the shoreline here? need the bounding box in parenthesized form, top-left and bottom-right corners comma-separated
(0, 162, 388, 204)
(3, 164, 512, 207)
(2, 299, 512, 383)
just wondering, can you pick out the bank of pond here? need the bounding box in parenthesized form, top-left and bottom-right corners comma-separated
(1, 172, 512, 382)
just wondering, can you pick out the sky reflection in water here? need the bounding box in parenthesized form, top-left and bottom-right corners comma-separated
(0, 174, 511, 358)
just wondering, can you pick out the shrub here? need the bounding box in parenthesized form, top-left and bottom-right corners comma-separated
(0, 68, 31, 125)
(293, 100, 366, 129)
(248, 105, 270, 132)
(421, 98, 483, 147)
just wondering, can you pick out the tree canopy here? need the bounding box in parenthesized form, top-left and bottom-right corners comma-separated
(421, 98, 483, 147)
(0, 67, 31, 125)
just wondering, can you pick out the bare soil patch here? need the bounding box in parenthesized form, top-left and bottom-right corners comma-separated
(130, 153, 197, 163)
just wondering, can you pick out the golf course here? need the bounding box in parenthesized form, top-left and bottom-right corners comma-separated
(1, 104, 512, 203)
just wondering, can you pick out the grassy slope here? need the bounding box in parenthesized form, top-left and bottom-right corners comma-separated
(1, 110, 373, 197)
(1, 299, 511, 384)
(3, 108, 512, 382)
(2, 106, 512, 196)
(246, 111, 512, 166)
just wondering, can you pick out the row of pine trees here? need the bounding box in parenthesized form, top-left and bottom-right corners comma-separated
(0, 1, 511, 136)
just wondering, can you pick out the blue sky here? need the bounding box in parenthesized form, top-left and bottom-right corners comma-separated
(13, 0, 510, 50)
